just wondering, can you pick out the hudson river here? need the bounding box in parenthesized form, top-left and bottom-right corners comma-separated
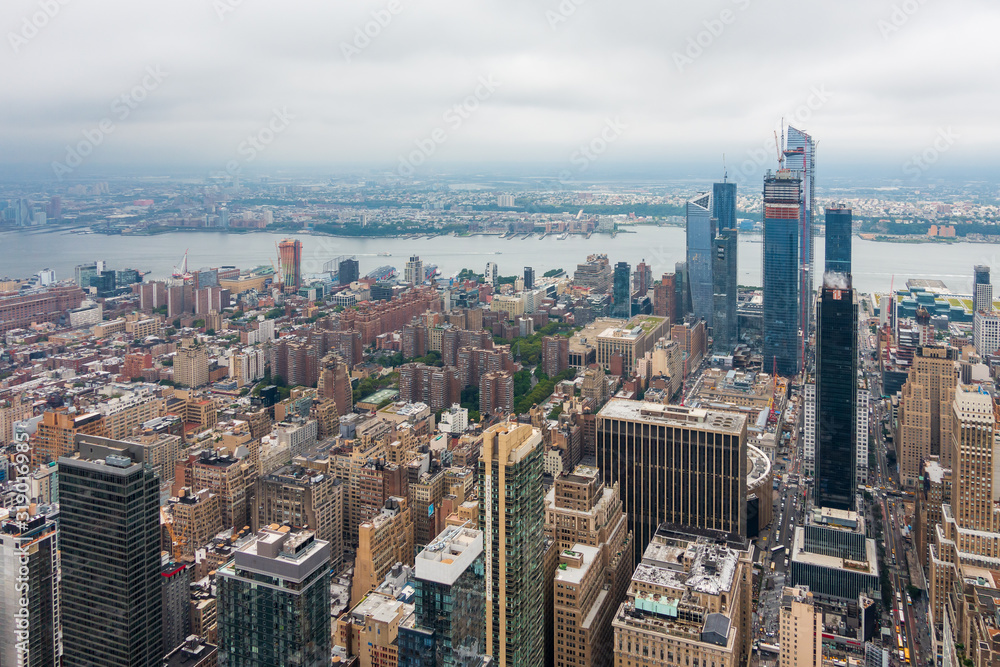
(1, 226, 994, 295)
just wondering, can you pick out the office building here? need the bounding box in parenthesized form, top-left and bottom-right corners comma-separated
(712, 226, 738, 352)
(803, 382, 816, 470)
(398, 525, 488, 667)
(544, 466, 632, 667)
(611, 262, 631, 319)
(0, 506, 59, 667)
(573, 255, 613, 294)
(59, 435, 163, 667)
(974, 265, 992, 314)
(789, 520, 880, 601)
(351, 497, 414, 607)
(685, 192, 715, 325)
(256, 464, 345, 570)
(632, 260, 653, 297)
(779, 587, 822, 667)
(814, 275, 858, 511)
(479, 422, 545, 667)
(594, 315, 669, 375)
(484, 261, 498, 286)
(785, 126, 816, 360)
(161, 562, 192, 656)
(856, 381, 870, 485)
(653, 273, 677, 323)
(163, 637, 217, 667)
(597, 400, 747, 560)
(339, 257, 360, 286)
(762, 169, 803, 377)
(896, 346, 958, 487)
(825, 205, 852, 275)
(217, 527, 331, 667)
(611, 527, 753, 667)
(34, 408, 105, 463)
(524, 266, 535, 289)
(674, 261, 691, 321)
(278, 238, 303, 292)
(973, 310, 1000, 357)
(406, 255, 425, 286)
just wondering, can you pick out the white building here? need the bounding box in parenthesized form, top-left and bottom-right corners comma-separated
(973, 310, 1000, 357)
(438, 404, 469, 434)
(856, 385, 870, 485)
(484, 262, 498, 286)
(803, 383, 816, 468)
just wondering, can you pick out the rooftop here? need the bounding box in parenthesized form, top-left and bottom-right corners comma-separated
(598, 399, 746, 434)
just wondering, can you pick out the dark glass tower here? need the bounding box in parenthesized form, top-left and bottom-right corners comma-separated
(685, 192, 715, 325)
(59, 435, 163, 667)
(763, 171, 803, 377)
(824, 205, 852, 274)
(674, 261, 691, 321)
(974, 265, 992, 314)
(339, 258, 360, 286)
(814, 276, 858, 511)
(611, 261, 631, 318)
(712, 181, 738, 351)
(523, 266, 535, 289)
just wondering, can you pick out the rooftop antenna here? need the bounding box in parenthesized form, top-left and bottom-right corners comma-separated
(723, 154, 727, 182)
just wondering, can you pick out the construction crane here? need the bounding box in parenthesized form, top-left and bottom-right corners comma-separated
(160, 507, 186, 562)
(774, 130, 783, 167)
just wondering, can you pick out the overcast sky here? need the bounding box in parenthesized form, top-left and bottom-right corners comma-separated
(3, 1, 998, 181)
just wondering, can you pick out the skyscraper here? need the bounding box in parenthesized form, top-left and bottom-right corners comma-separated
(785, 125, 816, 362)
(59, 435, 163, 667)
(596, 400, 747, 561)
(398, 525, 488, 667)
(763, 170, 803, 377)
(523, 266, 535, 289)
(611, 261, 631, 318)
(652, 272, 677, 323)
(479, 422, 545, 667)
(825, 205, 853, 274)
(814, 274, 858, 511)
(712, 181, 739, 351)
(278, 238, 303, 292)
(712, 224, 738, 352)
(339, 257, 360, 286)
(217, 527, 331, 667)
(0, 506, 60, 667)
(974, 265, 992, 313)
(896, 346, 958, 487)
(406, 255, 424, 286)
(685, 192, 715, 325)
(632, 259, 652, 296)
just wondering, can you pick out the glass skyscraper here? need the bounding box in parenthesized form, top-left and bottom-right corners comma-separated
(763, 171, 803, 377)
(611, 261, 631, 318)
(824, 205, 852, 274)
(814, 276, 858, 511)
(712, 181, 738, 351)
(59, 435, 163, 667)
(685, 192, 715, 326)
(784, 126, 816, 369)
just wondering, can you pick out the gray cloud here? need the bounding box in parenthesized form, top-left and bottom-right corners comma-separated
(2, 0, 998, 177)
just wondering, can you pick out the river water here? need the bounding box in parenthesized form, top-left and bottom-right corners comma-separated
(0, 227, 994, 295)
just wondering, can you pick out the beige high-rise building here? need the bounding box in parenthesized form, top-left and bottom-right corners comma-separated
(351, 497, 414, 607)
(612, 527, 753, 667)
(171, 488, 222, 560)
(0, 394, 32, 445)
(778, 587, 822, 667)
(256, 464, 345, 571)
(929, 385, 1000, 660)
(896, 345, 959, 486)
(545, 465, 633, 667)
(99, 390, 164, 440)
(175, 338, 210, 388)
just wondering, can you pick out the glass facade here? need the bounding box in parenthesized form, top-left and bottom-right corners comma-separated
(59, 458, 163, 667)
(685, 193, 715, 326)
(217, 552, 331, 667)
(785, 126, 816, 356)
(763, 172, 803, 377)
(815, 282, 858, 511)
(824, 206, 852, 274)
(611, 262, 631, 318)
(712, 227, 738, 352)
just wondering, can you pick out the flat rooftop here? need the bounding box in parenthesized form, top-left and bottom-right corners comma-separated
(598, 399, 746, 434)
